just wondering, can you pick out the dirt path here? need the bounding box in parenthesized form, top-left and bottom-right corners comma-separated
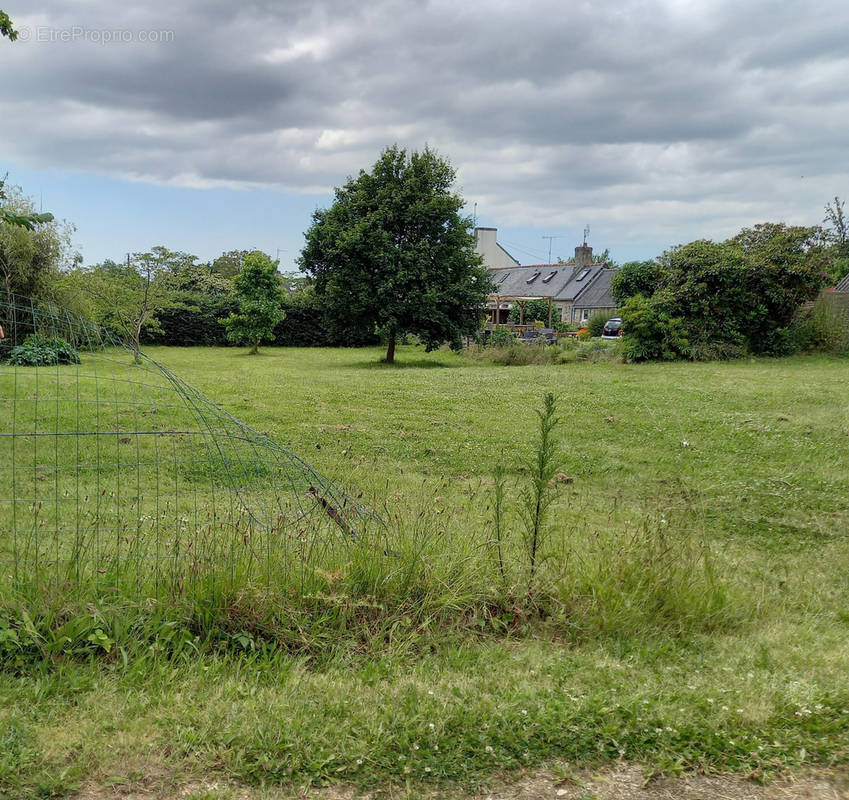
(76, 764, 849, 799)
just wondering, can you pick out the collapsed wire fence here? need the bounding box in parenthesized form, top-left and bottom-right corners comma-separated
(0, 294, 375, 608)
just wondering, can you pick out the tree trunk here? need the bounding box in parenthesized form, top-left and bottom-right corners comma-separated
(133, 329, 141, 364)
(385, 330, 396, 364)
(250, 341, 259, 355)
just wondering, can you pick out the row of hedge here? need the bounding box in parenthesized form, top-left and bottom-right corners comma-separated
(141, 291, 379, 348)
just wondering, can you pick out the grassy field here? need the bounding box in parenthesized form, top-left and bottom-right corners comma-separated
(2, 344, 849, 797)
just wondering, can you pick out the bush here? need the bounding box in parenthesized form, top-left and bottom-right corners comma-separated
(488, 327, 516, 347)
(587, 310, 610, 338)
(8, 334, 80, 366)
(619, 294, 690, 362)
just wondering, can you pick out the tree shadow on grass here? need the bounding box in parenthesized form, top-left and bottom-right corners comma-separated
(343, 357, 463, 370)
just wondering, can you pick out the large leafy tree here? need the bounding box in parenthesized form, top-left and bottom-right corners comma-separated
(299, 145, 493, 363)
(222, 251, 284, 354)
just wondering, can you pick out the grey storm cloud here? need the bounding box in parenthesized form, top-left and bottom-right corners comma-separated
(2, 0, 849, 243)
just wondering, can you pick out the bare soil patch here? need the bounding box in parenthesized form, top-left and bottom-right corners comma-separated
(74, 764, 849, 800)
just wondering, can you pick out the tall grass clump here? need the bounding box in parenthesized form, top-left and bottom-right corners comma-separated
(467, 338, 620, 366)
(791, 297, 849, 354)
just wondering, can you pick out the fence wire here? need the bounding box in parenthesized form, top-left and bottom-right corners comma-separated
(0, 294, 372, 602)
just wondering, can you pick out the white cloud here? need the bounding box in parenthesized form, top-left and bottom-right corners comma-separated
(2, 0, 848, 250)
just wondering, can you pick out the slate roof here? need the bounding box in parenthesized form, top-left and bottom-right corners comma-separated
(489, 263, 607, 301)
(834, 273, 849, 292)
(572, 268, 617, 308)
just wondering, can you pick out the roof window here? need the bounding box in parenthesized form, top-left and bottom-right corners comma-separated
(498, 272, 510, 283)
(575, 268, 591, 281)
(525, 271, 541, 284)
(541, 271, 557, 283)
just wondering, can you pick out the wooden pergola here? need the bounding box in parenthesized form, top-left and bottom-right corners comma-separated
(488, 294, 555, 328)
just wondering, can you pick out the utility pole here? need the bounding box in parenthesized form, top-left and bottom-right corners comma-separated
(541, 235, 564, 264)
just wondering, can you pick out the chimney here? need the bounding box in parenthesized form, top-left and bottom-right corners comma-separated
(474, 227, 497, 251)
(573, 243, 593, 273)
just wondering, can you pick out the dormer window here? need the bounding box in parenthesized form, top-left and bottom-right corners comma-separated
(525, 271, 541, 284)
(575, 268, 591, 281)
(541, 271, 557, 283)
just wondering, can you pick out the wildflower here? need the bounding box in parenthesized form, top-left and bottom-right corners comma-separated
(722, 705, 729, 711)
(356, 759, 363, 765)
(429, 722, 435, 729)
(521, 709, 528, 716)
(424, 767, 431, 773)
(485, 745, 494, 754)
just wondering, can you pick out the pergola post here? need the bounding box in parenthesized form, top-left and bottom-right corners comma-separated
(547, 297, 553, 328)
(519, 300, 526, 325)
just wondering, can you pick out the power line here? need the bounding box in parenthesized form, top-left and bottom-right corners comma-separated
(499, 239, 550, 262)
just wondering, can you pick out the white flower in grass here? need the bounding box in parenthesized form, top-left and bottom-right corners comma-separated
(485, 745, 494, 754)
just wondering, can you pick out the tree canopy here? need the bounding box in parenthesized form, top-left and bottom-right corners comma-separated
(70, 249, 187, 362)
(299, 145, 493, 363)
(0, 10, 16, 41)
(619, 223, 829, 360)
(221, 251, 285, 354)
(610, 260, 659, 305)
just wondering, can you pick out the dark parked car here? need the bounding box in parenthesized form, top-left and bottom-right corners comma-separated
(602, 318, 622, 339)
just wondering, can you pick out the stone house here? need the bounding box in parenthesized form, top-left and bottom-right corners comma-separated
(483, 237, 617, 325)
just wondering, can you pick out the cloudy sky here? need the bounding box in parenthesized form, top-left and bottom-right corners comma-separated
(1, 0, 848, 268)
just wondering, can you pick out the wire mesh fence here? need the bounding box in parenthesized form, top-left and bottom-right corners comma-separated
(0, 294, 372, 606)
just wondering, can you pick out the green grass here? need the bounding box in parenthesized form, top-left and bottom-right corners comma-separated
(2, 344, 849, 796)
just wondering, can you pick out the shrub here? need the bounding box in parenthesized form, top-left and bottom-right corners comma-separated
(8, 334, 80, 366)
(488, 327, 516, 347)
(587, 310, 610, 338)
(507, 299, 549, 325)
(619, 294, 690, 362)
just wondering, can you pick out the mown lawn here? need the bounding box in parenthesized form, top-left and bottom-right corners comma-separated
(2, 345, 848, 798)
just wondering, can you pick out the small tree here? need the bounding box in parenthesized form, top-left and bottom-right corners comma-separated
(222, 251, 284, 354)
(75, 250, 184, 363)
(300, 145, 494, 363)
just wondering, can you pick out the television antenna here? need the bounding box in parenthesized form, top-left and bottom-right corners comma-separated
(541, 235, 564, 264)
(583, 225, 590, 245)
